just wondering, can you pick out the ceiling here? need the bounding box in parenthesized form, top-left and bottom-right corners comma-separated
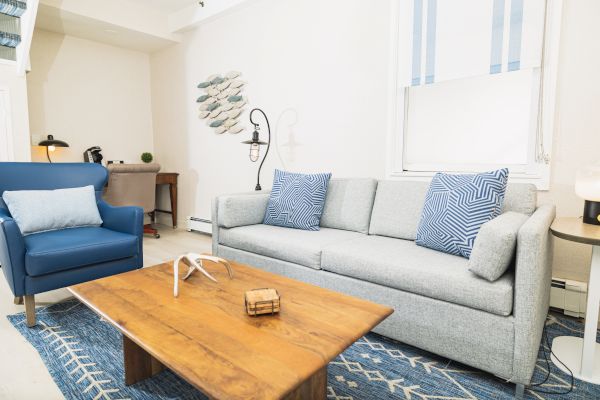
(125, 0, 198, 13)
(35, 4, 177, 53)
(34, 0, 193, 53)
(33, 0, 229, 53)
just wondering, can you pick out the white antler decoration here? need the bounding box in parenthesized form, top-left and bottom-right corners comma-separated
(173, 253, 234, 297)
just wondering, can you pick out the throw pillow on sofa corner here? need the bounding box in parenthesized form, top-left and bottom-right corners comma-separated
(2, 185, 103, 235)
(415, 168, 509, 258)
(468, 211, 529, 281)
(263, 169, 332, 231)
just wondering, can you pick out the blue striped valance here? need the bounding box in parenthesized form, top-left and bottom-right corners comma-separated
(0, 0, 26, 18)
(399, 0, 546, 87)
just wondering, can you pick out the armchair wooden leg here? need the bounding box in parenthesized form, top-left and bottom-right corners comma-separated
(13, 296, 23, 305)
(24, 295, 35, 327)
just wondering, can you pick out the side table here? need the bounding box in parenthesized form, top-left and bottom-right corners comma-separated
(550, 217, 600, 384)
(153, 172, 179, 228)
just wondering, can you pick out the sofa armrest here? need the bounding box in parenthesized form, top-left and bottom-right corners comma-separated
(511, 204, 556, 384)
(216, 192, 271, 229)
(0, 208, 26, 296)
(212, 192, 270, 256)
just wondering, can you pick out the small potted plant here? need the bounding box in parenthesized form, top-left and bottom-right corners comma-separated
(141, 152, 153, 163)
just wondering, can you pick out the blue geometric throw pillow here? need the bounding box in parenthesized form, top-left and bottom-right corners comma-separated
(263, 169, 332, 231)
(415, 168, 509, 258)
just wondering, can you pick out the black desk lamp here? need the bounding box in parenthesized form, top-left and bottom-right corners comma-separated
(38, 135, 69, 163)
(242, 108, 271, 191)
(576, 164, 600, 225)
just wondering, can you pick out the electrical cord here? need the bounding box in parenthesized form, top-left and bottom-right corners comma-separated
(526, 316, 574, 395)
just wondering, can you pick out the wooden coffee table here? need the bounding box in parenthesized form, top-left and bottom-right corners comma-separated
(69, 260, 393, 400)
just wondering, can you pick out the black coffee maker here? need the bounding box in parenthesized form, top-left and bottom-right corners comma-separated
(84, 146, 103, 164)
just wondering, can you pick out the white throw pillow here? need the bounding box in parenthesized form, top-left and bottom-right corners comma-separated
(3, 185, 103, 235)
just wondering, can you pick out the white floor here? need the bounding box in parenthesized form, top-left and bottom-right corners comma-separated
(0, 226, 212, 400)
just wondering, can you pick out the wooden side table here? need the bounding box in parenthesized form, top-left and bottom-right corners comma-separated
(550, 217, 600, 384)
(153, 172, 179, 228)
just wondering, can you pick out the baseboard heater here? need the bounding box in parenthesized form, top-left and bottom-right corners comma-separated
(549, 277, 587, 318)
(186, 217, 212, 235)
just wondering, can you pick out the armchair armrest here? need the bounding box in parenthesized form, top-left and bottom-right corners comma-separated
(0, 208, 26, 296)
(97, 200, 144, 237)
(212, 192, 270, 256)
(511, 204, 556, 385)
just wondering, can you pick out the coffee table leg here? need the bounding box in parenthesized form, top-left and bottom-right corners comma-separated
(123, 335, 165, 385)
(283, 366, 327, 400)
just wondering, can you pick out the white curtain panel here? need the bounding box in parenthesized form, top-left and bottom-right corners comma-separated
(397, 0, 546, 87)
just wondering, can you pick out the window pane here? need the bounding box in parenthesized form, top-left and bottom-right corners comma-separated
(403, 68, 538, 172)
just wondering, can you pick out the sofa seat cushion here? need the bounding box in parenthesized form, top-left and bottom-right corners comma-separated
(24, 227, 139, 277)
(321, 235, 514, 316)
(219, 224, 364, 270)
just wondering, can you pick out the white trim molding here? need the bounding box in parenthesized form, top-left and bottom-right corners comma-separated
(16, 0, 39, 76)
(386, 0, 564, 191)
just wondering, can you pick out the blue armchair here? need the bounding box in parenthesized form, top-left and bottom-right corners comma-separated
(0, 163, 143, 327)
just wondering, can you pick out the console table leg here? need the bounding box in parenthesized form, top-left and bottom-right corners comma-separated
(283, 366, 327, 400)
(169, 182, 177, 228)
(123, 335, 164, 385)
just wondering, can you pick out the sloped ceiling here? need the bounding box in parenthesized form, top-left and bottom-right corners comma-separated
(35, 0, 198, 53)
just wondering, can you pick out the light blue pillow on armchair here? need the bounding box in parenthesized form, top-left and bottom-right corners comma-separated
(263, 169, 332, 231)
(2, 185, 103, 235)
(415, 168, 509, 258)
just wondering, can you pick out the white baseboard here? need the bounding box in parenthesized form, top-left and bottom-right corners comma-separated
(187, 217, 212, 234)
(550, 277, 587, 318)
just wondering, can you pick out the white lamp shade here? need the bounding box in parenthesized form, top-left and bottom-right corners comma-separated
(576, 164, 600, 201)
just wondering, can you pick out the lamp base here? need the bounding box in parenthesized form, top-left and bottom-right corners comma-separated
(583, 200, 600, 225)
(255, 183, 262, 191)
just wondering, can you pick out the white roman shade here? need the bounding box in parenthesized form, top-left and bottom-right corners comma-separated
(397, 0, 547, 87)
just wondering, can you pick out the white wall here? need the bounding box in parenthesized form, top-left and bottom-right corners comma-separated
(0, 64, 31, 162)
(150, 0, 390, 224)
(150, 0, 600, 280)
(27, 29, 154, 163)
(538, 0, 600, 281)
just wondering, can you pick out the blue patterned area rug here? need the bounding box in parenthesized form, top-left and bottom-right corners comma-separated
(7, 299, 600, 399)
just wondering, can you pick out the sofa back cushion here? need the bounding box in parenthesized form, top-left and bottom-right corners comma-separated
(320, 178, 378, 234)
(503, 183, 537, 215)
(369, 181, 430, 240)
(369, 180, 537, 241)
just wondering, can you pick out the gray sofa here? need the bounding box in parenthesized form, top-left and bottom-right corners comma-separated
(212, 178, 555, 393)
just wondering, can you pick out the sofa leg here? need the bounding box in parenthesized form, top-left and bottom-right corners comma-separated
(13, 296, 23, 305)
(24, 295, 35, 327)
(515, 383, 524, 399)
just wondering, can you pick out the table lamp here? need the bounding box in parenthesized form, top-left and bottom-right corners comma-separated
(38, 134, 69, 163)
(576, 164, 600, 225)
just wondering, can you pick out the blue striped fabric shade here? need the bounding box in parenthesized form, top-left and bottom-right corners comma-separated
(0, 0, 24, 56)
(0, 31, 19, 48)
(0, 0, 26, 18)
(403, 0, 544, 87)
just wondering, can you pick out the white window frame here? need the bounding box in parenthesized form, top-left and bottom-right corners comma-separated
(385, 0, 563, 190)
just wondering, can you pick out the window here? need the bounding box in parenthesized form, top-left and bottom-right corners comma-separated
(387, 0, 563, 189)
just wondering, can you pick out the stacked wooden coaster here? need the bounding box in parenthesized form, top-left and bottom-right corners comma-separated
(245, 288, 280, 316)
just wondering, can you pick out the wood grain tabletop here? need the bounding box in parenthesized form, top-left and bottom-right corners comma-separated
(69, 260, 393, 400)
